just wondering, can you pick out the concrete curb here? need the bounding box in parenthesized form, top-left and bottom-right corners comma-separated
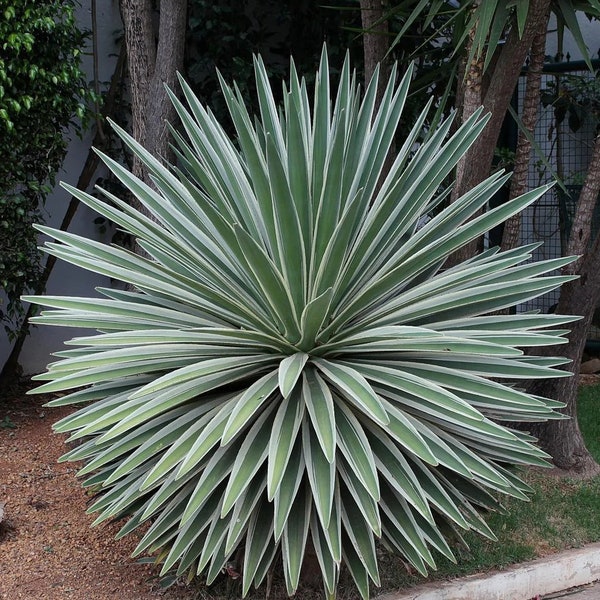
(374, 543, 600, 600)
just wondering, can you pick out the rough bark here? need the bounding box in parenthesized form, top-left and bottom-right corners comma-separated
(501, 6, 551, 252)
(528, 133, 600, 475)
(360, 0, 390, 109)
(120, 0, 187, 191)
(360, 0, 394, 190)
(120, 0, 154, 182)
(452, 5, 483, 207)
(528, 249, 600, 475)
(450, 0, 552, 265)
(564, 134, 600, 262)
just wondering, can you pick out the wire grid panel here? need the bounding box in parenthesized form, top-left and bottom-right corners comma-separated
(518, 66, 597, 314)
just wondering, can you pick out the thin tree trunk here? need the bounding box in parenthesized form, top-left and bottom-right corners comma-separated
(360, 0, 393, 190)
(452, 4, 483, 209)
(120, 0, 154, 183)
(360, 0, 390, 109)
(450, 0, 552, 265)
(528, 248, 600, 475)
(146, 0, 187, 166)
(528, 133, 600, 475)
(501, 6, 551, 252)
(120, 0, 186, 191)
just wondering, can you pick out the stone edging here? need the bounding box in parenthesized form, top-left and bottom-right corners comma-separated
(373, 542, 600, 600)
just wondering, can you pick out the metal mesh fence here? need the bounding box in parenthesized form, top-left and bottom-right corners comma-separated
(517, 63, 598, 313)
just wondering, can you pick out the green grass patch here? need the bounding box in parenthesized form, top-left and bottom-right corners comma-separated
(378, 383, 600, 595)
(578, 383, 600, 461)
(377, 473, 600, 593)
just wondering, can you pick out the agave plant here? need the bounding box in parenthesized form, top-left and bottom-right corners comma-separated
(28, 49, 575, 598)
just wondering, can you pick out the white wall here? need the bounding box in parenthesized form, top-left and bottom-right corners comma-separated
(0, 1, 123, 376)
(546, 13, 600, 61)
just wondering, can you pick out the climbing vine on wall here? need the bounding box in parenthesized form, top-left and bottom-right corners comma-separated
(0, 0, 90, 336)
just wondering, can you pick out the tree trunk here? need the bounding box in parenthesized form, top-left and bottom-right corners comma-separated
(528, 133, 600, 475)
(528, 248, 600, 475)
(501, 5, 551, 252)
(360, 0, 390, 108)
(450, 0, 552, 265)
(452, 4, 483, 212)
(564, 134, 600, 262)
(360, 0, 394, 190)
(120, 0, 187, 191)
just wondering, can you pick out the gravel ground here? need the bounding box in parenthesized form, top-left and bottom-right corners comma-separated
(0, 388, 196, 600)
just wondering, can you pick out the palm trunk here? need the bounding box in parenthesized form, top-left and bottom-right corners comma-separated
(452, 6, 484, 212)
(449, 0, 552, 265)
(501, 6, 551, 252)
(528, 133, 600, 475)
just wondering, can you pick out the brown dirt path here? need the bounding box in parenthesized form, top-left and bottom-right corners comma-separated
(0, 388, 195, 600)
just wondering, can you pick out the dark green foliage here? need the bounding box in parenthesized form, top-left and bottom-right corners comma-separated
(541, 72, 600, 133)
(186, 0, 362, 126)
(184, 0, 457, 147)
(0, 0, 89, 335)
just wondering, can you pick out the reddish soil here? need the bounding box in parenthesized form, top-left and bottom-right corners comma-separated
(0, 386, 195, 600)
(2, 376, 599, 599)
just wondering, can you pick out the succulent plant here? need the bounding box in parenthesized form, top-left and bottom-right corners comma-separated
(28, 49, 574, 598)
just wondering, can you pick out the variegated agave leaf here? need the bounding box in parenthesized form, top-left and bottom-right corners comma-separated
(28, 48, 576, 599)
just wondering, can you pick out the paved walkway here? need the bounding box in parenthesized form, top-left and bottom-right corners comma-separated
(544, 581, 599, 599)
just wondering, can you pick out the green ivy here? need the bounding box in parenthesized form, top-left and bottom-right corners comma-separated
(0, 0, 90, 336)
